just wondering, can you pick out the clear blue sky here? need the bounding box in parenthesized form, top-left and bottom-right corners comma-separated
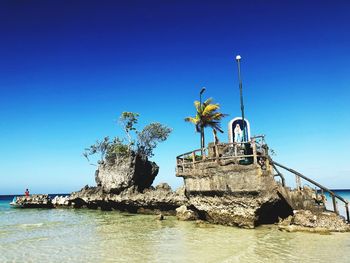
(1, 0, 349, 194)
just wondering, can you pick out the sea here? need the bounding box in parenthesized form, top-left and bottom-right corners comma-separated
(1, 191, 350, 263)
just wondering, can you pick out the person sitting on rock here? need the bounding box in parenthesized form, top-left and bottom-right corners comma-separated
(25, 188, 30, 198)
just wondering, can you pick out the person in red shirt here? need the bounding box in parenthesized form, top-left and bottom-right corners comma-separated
(25, 189, 30, 197)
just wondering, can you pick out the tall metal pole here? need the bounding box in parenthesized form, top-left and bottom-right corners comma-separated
(200, 87, 205, 106)
(236, 55, 246, 141)
(199, 87, 206, 150)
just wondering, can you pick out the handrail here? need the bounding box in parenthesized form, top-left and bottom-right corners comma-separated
(270, 161, 286, 186)
(272, 161, 348, 203)
(176, 136, 265, 160)
(176, 148, 203, 159)
(176, 139, 269, 174)
(271, 160, 350, 222)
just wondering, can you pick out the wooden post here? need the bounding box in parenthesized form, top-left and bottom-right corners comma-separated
(192, 151, 196, 168)
(315, 187, 318, 200)
(320, 188, 325, 204)
(252, 139, 257, 165)
(215, 144, 219, 163)
(202, 147, 206, 160)
(345, 203, 350, 223)
(331, 194, 338, 214)
(295, 175, 301, 190)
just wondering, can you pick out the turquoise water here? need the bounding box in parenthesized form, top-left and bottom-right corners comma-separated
(323, 190, 350, 218)
(1, 193, 350, 263)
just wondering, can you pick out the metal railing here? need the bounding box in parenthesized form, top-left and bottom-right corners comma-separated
(176, 136, 268, 173)
(271, 160, 350, 223)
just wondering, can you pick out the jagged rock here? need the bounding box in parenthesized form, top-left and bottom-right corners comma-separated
(187, 188, 294, 229)
(278, 210, 350, 232)
(52, 195, 70, 206)
(10, 194, 53, 208)
(155, 183, 172, 192)
(176, 205, 199, 221)
(69, 183, 189, 214)
(95, 153, 159, 193)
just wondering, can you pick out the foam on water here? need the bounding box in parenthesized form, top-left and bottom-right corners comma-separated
(1, 194, 350, 262)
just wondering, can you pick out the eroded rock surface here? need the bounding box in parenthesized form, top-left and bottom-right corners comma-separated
(52, 195, 70, 206)
(176, 205, 199, 221)
(278, 210, 350, 233)
(187, 189, 294, 228)
(96, 153, 159, 193)
(69, 183, 188, 215)
(10, 194, 53, 208)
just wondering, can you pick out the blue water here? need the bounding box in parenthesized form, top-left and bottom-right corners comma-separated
(1, 192, 350, 262)
(322, 190, 350, 218)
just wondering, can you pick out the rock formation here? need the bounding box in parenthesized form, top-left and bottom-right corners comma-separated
(95, 153, 159, 193)
(10, 194, 53, 208)
(174, 159, 349, 230)
(63, 157, 349, 232)
(52, 195, 70, 206)
(176, 205, 199, 221)
(11, 146, 349, 233)
(278, 210, 350, 233)
(69, 183, 188, 215)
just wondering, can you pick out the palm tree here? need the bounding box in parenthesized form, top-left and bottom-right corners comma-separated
(185, 98, 228, 150)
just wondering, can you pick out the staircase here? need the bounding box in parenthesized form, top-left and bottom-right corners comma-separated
(270, 158, 350, 223)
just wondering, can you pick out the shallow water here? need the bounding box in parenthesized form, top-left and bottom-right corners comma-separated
(1, 197, 350, 263)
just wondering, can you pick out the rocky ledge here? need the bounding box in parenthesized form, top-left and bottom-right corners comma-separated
(69, 183, 188, 215)
(10, 194, 54, 208)
(278, 210, 350, 233)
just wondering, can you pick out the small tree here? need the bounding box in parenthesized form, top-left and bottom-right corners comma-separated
(83, 136, 110, 164)
(137, 123, 172, 158)
(105, 137, 129, 164)
(83, 112, 172, 165)
(119, 112, 139, 150)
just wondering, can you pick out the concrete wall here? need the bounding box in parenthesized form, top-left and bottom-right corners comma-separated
(179, 163, 276, 195)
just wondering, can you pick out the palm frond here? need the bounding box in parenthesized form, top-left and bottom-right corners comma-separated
(184, 117, 199, 124)
(194, 101, 200, 112)
(202, 104, 220, 116)
(185, 96, 228, 139)
(210, 112, 228, 120)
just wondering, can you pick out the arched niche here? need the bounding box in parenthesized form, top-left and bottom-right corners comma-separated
(228, 117, 251, 143)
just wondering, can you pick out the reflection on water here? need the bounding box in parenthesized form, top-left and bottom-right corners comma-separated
(0, 201, 350, 263)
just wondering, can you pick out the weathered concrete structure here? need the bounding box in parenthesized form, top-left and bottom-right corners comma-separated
(177, 163, 274, 194)
(175, 136, 349, 229)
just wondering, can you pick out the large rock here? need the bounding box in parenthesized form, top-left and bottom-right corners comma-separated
(95, 153, 159, 193)
(278, 210, 350, 232)
(176, 205, 199, 221)
(187, 189, 293, 228)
